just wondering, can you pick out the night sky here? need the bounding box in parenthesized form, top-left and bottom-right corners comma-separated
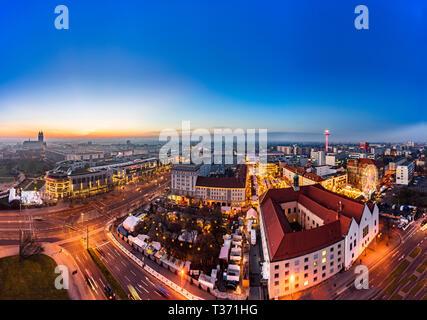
(0, 0, 426, 142)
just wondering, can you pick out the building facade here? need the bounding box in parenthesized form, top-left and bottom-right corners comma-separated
(171, 164, 248, 206)
(45, 157, 158, 201)
(171, 164, 201, 197)
(259, 184, 379, 299)
(282, 164, 347, 192)
(396, 161, 415, 185)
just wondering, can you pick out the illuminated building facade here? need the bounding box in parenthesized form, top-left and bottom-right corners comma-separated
(171, 164, 201, 197)
(282, 164, 347, 192)
(195, 164, 248, 206)
(45, 157, 158, 201)
(259, 184, 379, 299)
(45, 172, 70, 201)
(171, 164, 249, 206)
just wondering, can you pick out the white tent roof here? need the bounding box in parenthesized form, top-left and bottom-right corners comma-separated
(219, 245, 230, 260)
(123, 215, 140, 232)
(150, 241, 162, 251)
(8, 187, 42, 205)
(246, 208, 258, 220)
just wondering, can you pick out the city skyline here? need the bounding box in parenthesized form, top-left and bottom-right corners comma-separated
(0, 1, 426, 142)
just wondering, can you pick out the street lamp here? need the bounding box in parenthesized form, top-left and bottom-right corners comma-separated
(81, 213, 84, 240)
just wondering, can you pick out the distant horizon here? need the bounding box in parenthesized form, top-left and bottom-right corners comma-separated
(1, 1, 426, 143)
(0, 130, 424, 146)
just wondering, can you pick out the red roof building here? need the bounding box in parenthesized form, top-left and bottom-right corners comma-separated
(259, 184, 379, 299)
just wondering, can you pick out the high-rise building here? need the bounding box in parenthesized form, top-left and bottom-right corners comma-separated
(396, 161, 415, 185)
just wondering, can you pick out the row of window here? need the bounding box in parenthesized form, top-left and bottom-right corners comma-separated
(273, 245, 342, 271)
(273, 265, 342, 289)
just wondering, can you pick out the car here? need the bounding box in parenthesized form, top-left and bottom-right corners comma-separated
(104, 285, 115, 300)
(95, 247, 105, 257)
(225, 281, 237, 290)
(397, 222, 406, 229)
(83, 271, 96, 291)
(155, 285, 171, 299)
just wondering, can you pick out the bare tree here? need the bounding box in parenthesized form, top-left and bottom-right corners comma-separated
(19, 232, 44, 261)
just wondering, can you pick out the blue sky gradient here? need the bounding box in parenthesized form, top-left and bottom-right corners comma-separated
(0, 0, 426, 142)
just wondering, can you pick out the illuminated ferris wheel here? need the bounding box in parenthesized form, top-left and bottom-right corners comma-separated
(362, 164, 378, 197)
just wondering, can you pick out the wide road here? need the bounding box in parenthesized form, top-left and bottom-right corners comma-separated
(0, 172, 179, 300)
(336, 219, 426, 300)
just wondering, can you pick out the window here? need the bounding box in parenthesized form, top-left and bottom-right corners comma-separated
(330, 254, 334, 259)
(338, 244, 341, 249)
(294, 208, 296, 213)
(363, 225, 369, 238)
(304, 257, 308, 263)
(338, 258, 341, 262)
(330, 247, 334, 252)
(295, 284, 299, 289)
(285, 263, 289, 268)
(338, 250, 341, 255)
(304, 273, 308, 278)
(288, 208, 291, 214)
(314, 277, 317, 282)
(350, 243, 353, 251)
(322, 250, 326, 256)
(313, 261, 318, 267)
(313, 254, 318, 260)
(285, 271, 289, 276)
(274, 265, 279, 270)
(314, 269, 318, 274)
(322, 257, 326, 263)
(322, 273, 326, 278)
(330, 269, 334, 274)
(274, 273, 279, 279)
(285, 286, 289, 291)
(330, 262, 334, 266)
(354, 239, 356, 247)
(285, 279, 289, 284)
(304, 265, 308, 270)
(322, 266, 326, 271)
(274, 281, 279, 286)
(304, 280, 309, 286)
(295, 260, 299, 266)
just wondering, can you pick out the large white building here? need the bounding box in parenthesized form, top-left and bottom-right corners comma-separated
(171, 164, 248, 206)
(310, 150, 326, 166)
(396, 161, 415, 185)
(171, 164, 201, 197)
(259, 184, 379, 299)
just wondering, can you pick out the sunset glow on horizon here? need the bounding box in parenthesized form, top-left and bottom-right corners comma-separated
(0, 1, 425, 142)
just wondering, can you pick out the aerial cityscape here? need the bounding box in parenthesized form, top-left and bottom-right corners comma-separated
(0, 0, 426, 309)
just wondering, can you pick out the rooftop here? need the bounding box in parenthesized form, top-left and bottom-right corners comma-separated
(196, 164, 246, 189)
(260, 185, 371, 261)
